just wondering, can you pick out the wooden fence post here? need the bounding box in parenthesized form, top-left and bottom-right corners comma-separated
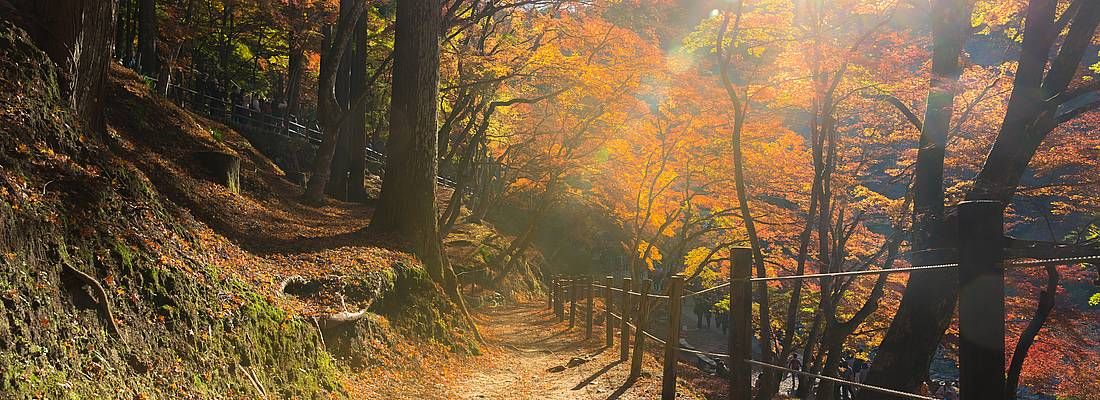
(605, 276, 615, 347)
(547, 275, 555, 310)
(662, 274, 685, 399)
(620, 277, 633, 360)
(630, 278, 652, 378)
(958, 200, 1005, 400)
(556, 278, 565, 321)
(570, 277, 578, 328)
(586, 276, 595, 339)
(729, 247, 753, 400)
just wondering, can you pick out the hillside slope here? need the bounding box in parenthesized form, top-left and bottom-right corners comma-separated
(0, 20, 493, 398)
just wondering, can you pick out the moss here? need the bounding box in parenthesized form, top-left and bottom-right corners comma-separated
(0, 22, 343, 399)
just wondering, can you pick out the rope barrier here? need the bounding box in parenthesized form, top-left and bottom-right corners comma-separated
(748, 263, 960, 282)
(552, 251, 1100, 399)
(743, 254, 1100, 283)
(607, 311, 667, 345)
(682, 282, 731, 298)
(1006, 254, 1100, 267)
(604, 301, 934, 400)
(743, 359, 935, 400)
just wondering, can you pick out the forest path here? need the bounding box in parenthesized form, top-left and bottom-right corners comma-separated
(447, 302, 701, 400)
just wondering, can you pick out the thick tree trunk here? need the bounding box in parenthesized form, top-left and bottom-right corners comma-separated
(325, 0, 356, 200)
(368, 0, 480, 341)
(6, 0, 115, 135)
(968, 0, 1099, 205)
(369, 0, 446, 279)
(855, 0, 973, 397)
(137, 0, 157, 76)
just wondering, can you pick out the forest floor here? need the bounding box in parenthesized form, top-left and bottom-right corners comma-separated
(105, 66, 704, 398)
(347, 302, 704, 399)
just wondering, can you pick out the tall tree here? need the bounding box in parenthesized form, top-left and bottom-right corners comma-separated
(302, 0, 366, 203)
(346, 12, 370, 203)
(860, 1, 1099, 397)
(856, 0, 975, 395)
(369, 0, 446, 281)
(138, 0, 158, 76)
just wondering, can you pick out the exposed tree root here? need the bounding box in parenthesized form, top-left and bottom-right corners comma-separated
(238, 363, 268, 398)
(62, 260, 123, 339)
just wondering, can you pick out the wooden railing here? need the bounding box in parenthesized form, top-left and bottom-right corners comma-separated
(547, 200, 1100, 400)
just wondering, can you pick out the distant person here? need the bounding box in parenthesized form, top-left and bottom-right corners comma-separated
(839, 354, 855, 400)
(943, 381, 958, 400)
(918, 380, 931, 396)
(856, 356, 869, 383)
(693, 299, 706, 329)
(786, 354, 802, 393)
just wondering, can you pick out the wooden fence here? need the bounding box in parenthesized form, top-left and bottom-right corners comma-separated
(547, 200, 1100, 400)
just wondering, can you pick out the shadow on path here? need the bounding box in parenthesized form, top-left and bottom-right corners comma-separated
(573, 359, 623, 390)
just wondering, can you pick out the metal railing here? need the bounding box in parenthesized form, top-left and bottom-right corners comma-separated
(146, 75, 457, 188)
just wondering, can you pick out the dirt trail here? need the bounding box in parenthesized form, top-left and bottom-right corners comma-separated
(447, 303, 701, 400)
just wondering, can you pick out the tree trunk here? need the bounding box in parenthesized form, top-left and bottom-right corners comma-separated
(855, 0, 973, 397)
(138, 0, 157, 76)
(490, 177, 557, 287)
(368, 0, 480, 341)
(6, 0, 115, 135)
(968, 0, 1099, 205)
(325, 0, 356, 200)
(369, 0, 446, 279)
(302, 0, 366, 203)
(114, 0, 131, 61)
(347, 14, 369, 202)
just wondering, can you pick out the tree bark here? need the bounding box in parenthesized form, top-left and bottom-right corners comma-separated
(138, 0, 157, 76)
(855, 0, 974, 396)
(326, 20, 354, 200)
(347, 14, 369, 202)
(5, 0, 116, 135)
(968, 0, 1100, 205)
(302, 0, 366, 203)
(369, 0, 445, 279)
(368, 0, 480, 341)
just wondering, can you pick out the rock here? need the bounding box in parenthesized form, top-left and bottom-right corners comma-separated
(547, 365, 566, 373)
(193, 151, 240, 193)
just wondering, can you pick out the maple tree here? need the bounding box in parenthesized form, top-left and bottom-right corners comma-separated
(30, 0, 1099, 396)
